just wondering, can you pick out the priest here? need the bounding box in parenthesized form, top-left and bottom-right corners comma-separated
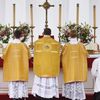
(32, 28, 61, 100)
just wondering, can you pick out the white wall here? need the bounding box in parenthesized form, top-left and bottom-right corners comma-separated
(0, 0, 5, 24)
(5, 0, 26, 26)
(68, 0, 90, 24)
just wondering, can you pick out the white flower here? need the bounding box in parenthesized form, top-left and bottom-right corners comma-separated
(3, 36, 7, 40)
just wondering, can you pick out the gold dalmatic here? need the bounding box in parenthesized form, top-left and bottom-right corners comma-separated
(3, 43, 30, 82)
(34, 36, 61, 77)
(62, 43, 88, 83)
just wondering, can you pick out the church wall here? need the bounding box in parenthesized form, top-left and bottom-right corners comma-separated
(0, 0, 5, 24)
(5, 0, 26, 26)
(89, 0, 100, 45)
(68, 0, 90, 23)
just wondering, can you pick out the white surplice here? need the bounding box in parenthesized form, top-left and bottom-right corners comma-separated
(32, 75, 59, 98)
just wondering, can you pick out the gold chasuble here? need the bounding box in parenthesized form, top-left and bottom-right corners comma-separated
(3, 43, 30, 82)
(62, 43, 88, 83)
(34, 36, 61, 77)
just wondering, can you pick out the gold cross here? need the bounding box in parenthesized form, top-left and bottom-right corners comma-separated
(39, 0, 54, 28)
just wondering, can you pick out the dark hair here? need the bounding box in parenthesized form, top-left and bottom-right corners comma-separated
(43, 28, 51, 35)
(69, 30, 77, 38)
(14, 29, 21, 39)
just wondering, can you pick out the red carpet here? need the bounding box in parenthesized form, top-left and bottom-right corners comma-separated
(0, 94, 93, 100)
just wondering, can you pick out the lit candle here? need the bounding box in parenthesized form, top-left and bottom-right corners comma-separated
(13, 4, 16, 26)
(59, 4, 62, 27)
(76, 3, 79, 25)
(93, 5, 96, 27)
(30, 4, 33, 26)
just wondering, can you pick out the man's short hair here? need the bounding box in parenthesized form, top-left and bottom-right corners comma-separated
(43, 28, 51, 35)
(14, 29, 21, 39)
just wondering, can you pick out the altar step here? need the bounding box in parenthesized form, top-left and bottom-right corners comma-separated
(0, 94, 93, 100)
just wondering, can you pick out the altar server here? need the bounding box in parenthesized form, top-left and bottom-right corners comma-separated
(3, 29, 30, 100)
(32, 28, 61, 100)
(91, 57, 100, 100)
(61, 30, 88, 100)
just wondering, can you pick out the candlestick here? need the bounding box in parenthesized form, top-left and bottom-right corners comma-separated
(92, 27, 97, 43)
(59, 4, 62, 27)
(76, 3, 79, 25)
(57, 26, 61, 42)
(93, 5, 96, 27)
(30, 4, 33, 26)
(13, 4, 16, 26)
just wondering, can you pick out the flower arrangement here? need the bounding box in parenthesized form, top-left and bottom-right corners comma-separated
(60, 22, 94, 43)
(79, 23, 93, 43)
(0, 23, 30, 43)
(0, 24, 12, 43)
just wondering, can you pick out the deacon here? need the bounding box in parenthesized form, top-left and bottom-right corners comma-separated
(32, 28, 61, 100)
(61, 30, 88, 100)
(3, 29, 31, 100)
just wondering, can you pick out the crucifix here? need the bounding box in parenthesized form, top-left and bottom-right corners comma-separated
(39, 0, 54, 28)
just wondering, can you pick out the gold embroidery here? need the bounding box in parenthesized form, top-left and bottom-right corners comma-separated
(42, 43, 51, 51)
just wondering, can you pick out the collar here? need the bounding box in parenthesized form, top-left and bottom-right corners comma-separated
(12, 39, 21, 43)
(44, 35, 50, 37)
(69, 38, 78, 44)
